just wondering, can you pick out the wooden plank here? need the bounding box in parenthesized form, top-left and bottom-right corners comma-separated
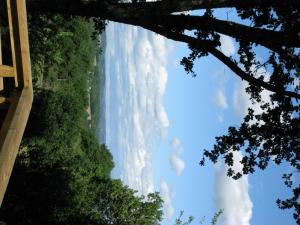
(0, 26, 2, 66)
(0, 7, 4, 91)
(0, 88, 32, 205)
(0, 65, 14, 77)
(0, 16, 3, 89)
(10, 0, 32, 89)
(0, 78, 3, 91)
(6, 0, 17, 87)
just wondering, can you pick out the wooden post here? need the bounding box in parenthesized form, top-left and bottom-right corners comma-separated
(6, 0, 17, 86)
(0, 1, 4, 90)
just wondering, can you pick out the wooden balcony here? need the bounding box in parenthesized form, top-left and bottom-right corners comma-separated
(0, 0, 33, 205)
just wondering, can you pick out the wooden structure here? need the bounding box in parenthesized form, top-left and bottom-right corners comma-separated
(0, 0, 33, 205)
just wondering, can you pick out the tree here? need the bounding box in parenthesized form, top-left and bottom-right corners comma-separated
(90, 179, 163, 225)
(1, 88, 160, 224)
(24, 0, 300, 223)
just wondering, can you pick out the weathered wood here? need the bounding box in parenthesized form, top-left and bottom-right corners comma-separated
(0, 0, 33, 205)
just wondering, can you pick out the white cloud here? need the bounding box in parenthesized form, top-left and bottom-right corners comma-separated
(215, 151, 253, 225)
(214, 89, 228, 109)
(169, 138, 185, 176)
(105, 23, 170, 195)
(212, 67, 229, 123)
(220, 35, 235, 57)
(170, 154, 185, 176)
(160, 180, 175, 220)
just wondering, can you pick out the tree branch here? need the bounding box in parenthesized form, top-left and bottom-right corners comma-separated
(117, 18, 300, 100)
(149, 14, 300, 67)
(26, 0, 300, 18)
(121, 0, 300, 15)
(156, 15, 300, 48)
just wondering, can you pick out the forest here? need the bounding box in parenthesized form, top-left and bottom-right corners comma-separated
(0, 13, 163, 225)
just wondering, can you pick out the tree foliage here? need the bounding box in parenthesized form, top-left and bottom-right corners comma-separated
(0, 14, 163, 225)
(174, 209, 224, 225)
(91, 179, 163, 225)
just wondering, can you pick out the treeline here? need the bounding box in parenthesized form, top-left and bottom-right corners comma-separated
(90, 34, 106, 135)
(0, 15, 163, 225)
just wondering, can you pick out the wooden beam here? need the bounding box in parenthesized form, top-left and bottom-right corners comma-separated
(10, 0, 32, 89)
(0, 1, 2, 66)
(0, 65, 15, 77)
(0, 1, 4, 91)
(0, 88, 32, 205)
(0, 78, 3, 91)
(6, 0, 17, 87)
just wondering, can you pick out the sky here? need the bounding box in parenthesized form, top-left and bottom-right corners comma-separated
(104, 13, 298, 225)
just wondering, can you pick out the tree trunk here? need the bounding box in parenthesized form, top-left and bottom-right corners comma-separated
(26, 0, 300, 18)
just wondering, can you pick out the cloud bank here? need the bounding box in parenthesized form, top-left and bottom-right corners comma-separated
(105, 23, 170, 195)
(215, 151, 253, 225)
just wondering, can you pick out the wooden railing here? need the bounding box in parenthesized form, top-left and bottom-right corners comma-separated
(0, 0, 33, 205)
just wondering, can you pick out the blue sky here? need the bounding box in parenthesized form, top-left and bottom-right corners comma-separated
(104, 17, 297, 225)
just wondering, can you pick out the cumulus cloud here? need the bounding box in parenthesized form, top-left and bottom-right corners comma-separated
(105, 23, 170, 195)
(215, 151, 253, 225)
(214, 89, 228, 109)
(170, 154, 185, 176)
(160, 180, 175, 220)
(169, 138, 185, 176)
(220, 35, 235, 57)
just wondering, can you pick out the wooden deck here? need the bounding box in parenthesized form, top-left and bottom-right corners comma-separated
(0, 0, 33, 205)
